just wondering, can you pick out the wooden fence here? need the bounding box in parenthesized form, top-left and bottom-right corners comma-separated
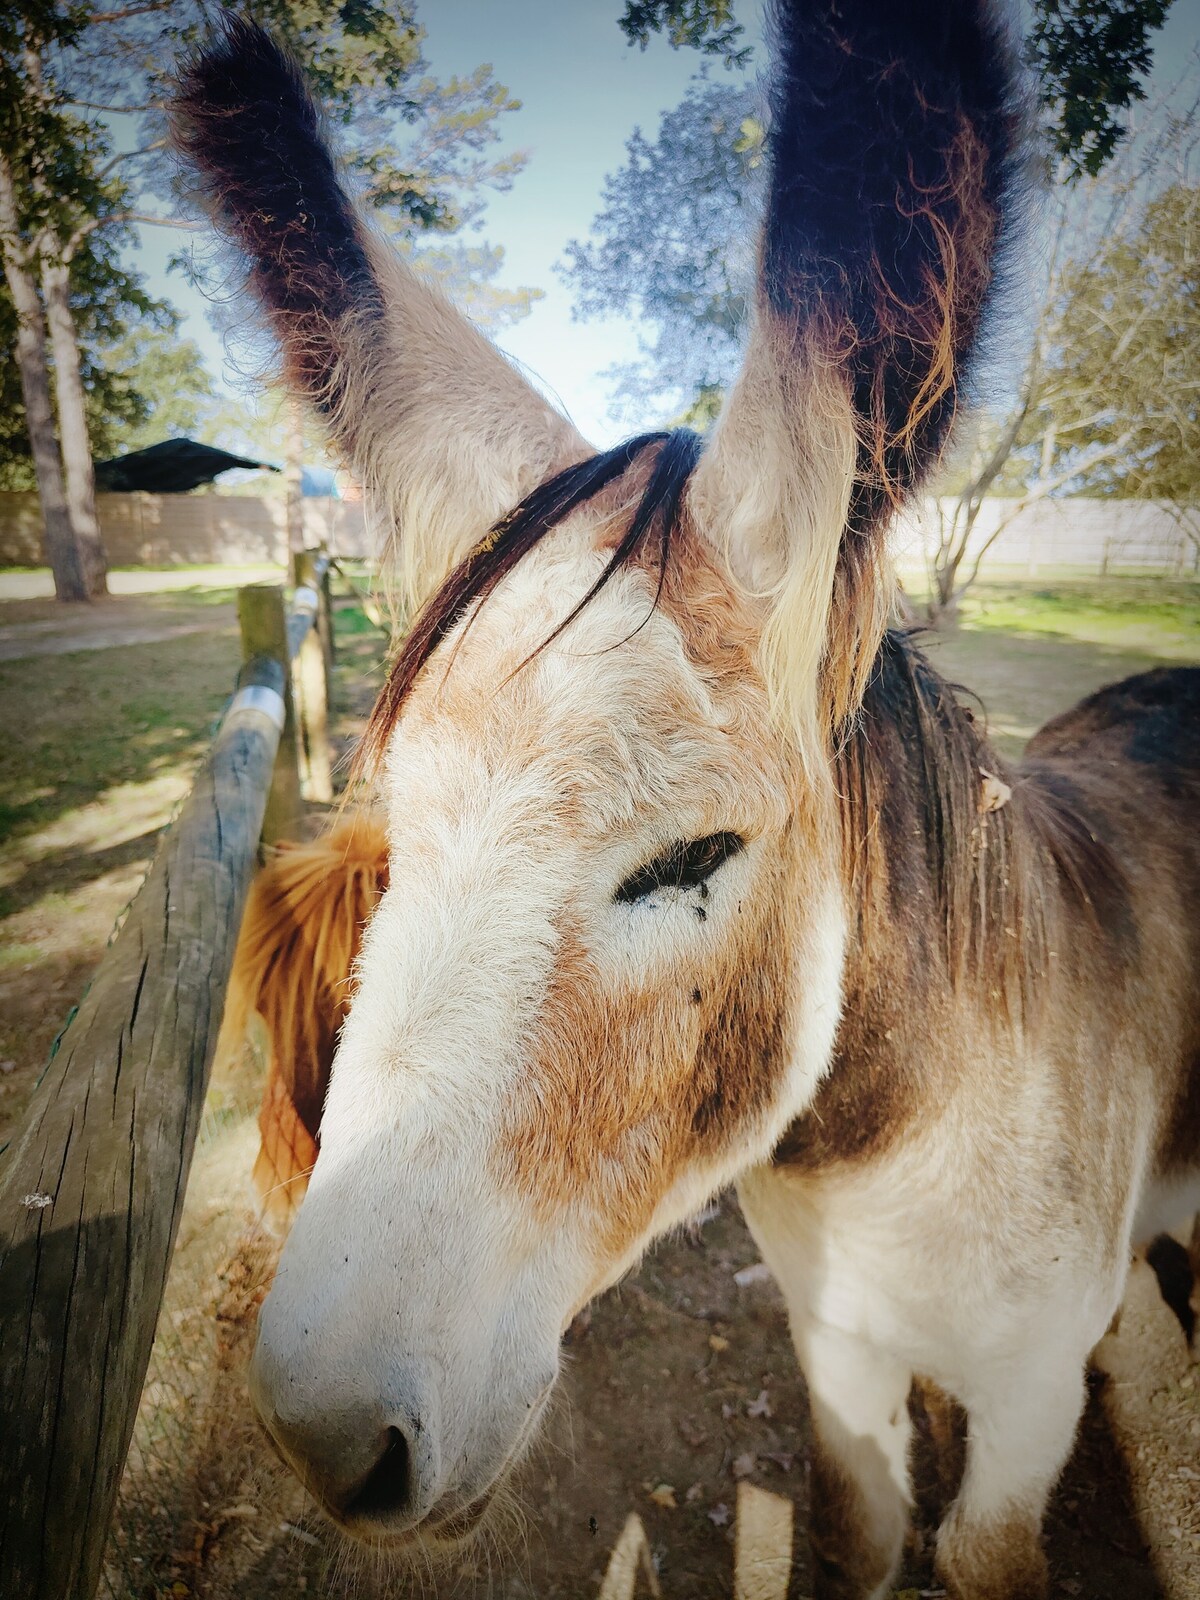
(0, 553, 335, 1600)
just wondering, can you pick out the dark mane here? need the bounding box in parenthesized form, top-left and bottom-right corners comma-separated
(837, 630, 1122, 1015)
(356, 429, 702, 775)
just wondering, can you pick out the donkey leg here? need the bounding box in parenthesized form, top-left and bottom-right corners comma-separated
(794, 1319, 913, 1600)
(934, 1354, 1088, 1600)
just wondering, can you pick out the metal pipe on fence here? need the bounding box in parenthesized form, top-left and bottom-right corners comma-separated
(237, 550, 333, 840)
(0, 553, 336, 1600)
(290, 549, 333, 805)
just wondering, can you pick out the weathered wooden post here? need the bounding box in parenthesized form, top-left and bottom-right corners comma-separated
(0, 659, 286, 1600)
(238, 582, 302, 842)
(289, 549, 334, 805)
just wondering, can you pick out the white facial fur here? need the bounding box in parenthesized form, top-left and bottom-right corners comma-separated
(250, 519, 845, 1540)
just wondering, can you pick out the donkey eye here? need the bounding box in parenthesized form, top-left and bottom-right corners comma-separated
(615, 832, 745, 904)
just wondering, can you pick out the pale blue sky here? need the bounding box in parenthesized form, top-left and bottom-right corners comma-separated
(124, 0, 1199, 457)
(127, 0, 764, 452)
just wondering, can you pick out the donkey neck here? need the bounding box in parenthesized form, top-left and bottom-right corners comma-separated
(773, 631, 1052, 1170)
(834, 628, 1040, 1009)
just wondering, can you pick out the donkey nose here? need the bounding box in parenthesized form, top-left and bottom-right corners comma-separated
(340, 1425, 412, 1521)
(258, 1405, 424, 1527)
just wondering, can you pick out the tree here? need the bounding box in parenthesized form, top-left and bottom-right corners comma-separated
(921, 103, 1198, 620)
(1028, 0, 1172, 178)
(571, 4, 1177, 426)
(617, 0, 1174, 153)
(559, 78, 764, 423)
(1041, 180, 1198, 500)
(0, 153, 221, 490)
(0, 1, 535, 598)
(618, 1, 751, 68)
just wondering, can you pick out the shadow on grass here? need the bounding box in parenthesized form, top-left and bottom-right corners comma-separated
(919, 624, 1193, 763)
(0, 825, 172, 923)
(0, 630, 235, 903)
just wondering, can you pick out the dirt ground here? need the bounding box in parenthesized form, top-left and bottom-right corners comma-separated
(100, 1105, 1180, 1600)
(3, 570, 1197, 1598)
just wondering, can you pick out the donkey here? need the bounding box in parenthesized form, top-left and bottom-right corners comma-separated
(172, 5, 1200, 1596)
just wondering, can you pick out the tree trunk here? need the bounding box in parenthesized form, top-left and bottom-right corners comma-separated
(40, 249, 108, 596)
(0, 156, 84, 601)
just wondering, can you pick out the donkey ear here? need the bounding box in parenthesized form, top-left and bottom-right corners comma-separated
(688, 0, 1024, 747)
(171, 17, 587, 608)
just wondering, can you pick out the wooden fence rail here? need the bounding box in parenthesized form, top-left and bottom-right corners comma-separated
(0, 552, 334, 1600)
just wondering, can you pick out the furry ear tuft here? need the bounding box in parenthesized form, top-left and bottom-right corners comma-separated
(170, 15, 380, 419)
(171, 18, 587, 616)
(691, 0, 1027, 758)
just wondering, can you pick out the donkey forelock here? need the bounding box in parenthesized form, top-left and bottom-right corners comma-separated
(354, 429, 704, 780)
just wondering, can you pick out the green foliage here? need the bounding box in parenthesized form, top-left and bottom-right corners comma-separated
(89, 325, 219, 458)
(559, 79, 763, 419)
(1035, 180, 1199, 500)
(1027, 0, 1173, 179)
(618, 1, 750, 68)
(0, 225, 181, 488)
(0, 0, 539, 487)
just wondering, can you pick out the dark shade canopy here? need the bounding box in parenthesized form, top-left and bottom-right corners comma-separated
(94, 438, 279, 494)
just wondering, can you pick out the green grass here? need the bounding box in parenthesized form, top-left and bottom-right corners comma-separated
(914, 576, 1199, 762)
(953, 576, 1200, 657)
(0, 629, 236, 915)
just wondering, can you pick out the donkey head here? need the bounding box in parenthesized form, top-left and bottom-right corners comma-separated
(173, 2, 1020, 1546)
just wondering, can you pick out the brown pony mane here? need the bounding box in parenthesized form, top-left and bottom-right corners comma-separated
(838, 630, 1121, 1018)
(221, 816, 390, 1141)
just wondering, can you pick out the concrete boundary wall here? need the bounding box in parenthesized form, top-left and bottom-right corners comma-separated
(1, 489, 1196, 574)
(0, 492, 371, 568)
(892, 497, 1198, 573)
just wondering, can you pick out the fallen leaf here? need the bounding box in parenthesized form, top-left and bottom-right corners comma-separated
(731, 1452, 757, 1480)
(685, 1482, 705, 1503)
(648, 1483, 677, 1510)
(708, 1334, 729, 1352)
(746, 1389, 773, 1419)
(707, 1503, 731, 1527)
(721, 1402, 736, 1420)
(733, 1262, 772, 1288)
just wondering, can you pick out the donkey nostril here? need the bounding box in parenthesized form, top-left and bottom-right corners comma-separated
(342, 1426, 412, 1521)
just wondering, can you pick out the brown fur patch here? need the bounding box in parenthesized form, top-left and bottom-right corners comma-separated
(775, 631, 1144, 1173)
(936, 1505, 1049, 1600)
(221, 815, 389, 1217)
(808, 1438, 903, 1599)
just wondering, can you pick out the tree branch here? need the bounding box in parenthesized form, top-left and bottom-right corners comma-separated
(93, 139, 166, 183)
(63, 210, 204, 260)
(88, 2, 173, 22)
(959, 431, 1137, 594)
(65, 99, 157, 114)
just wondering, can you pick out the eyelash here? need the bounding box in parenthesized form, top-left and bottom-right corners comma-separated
(614, 832, 745, 904)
